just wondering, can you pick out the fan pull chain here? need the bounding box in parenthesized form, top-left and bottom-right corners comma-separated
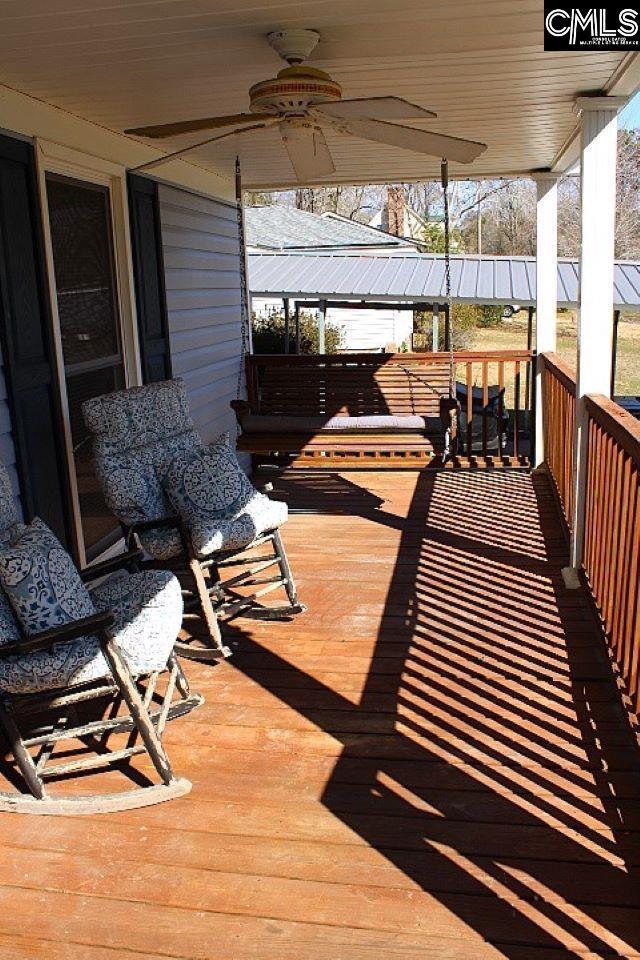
(235, 156, 251, 404)
(441, 158, 454, 399)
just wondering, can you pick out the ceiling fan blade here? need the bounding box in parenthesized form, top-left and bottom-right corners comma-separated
(334, 117, 487, 164)
(125, 112, 274, 139)
(280, 121, 335, 182)
(313, 96, 436, 122)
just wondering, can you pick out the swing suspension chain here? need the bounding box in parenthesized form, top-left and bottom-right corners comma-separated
(441, 158, 454, 398)
(235, 156, 251, 403)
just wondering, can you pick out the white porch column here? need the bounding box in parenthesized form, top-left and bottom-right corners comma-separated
(533, 173, 559, 467)
(318, 299, 327, 354)
(567, 96, 624, 576)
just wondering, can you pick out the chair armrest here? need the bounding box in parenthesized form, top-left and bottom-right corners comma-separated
(80, 549, 144, 584)
(0, 611, 116, 660)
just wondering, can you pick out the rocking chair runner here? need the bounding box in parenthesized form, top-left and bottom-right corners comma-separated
(0, 484, 201, 812)
(82, 378, 304, 663)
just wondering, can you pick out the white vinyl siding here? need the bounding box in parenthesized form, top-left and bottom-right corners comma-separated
(159, 184, 244, 445)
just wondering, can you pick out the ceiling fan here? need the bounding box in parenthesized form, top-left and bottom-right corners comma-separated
(126, 29, 487, 181)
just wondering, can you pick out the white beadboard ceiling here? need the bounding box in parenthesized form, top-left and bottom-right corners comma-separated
(0, 1, 637, 188)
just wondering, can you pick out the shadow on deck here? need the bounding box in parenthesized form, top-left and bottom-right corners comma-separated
(0, 468, 637, 959)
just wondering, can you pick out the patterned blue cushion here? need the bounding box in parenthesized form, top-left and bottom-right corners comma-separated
(160, 433, 286, 556)
(84, 380, 288, 560)
(83, 379, 202, 560)
(160, 435, 254, 523)
(0, 519, 95, 636)
(0, 569, 182, 696)
(83, 378, 193, 448)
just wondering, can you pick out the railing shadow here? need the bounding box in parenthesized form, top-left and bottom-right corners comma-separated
(228, 468, 640, 956)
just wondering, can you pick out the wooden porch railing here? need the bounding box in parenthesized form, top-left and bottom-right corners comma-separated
(583, 394, 640, 713)
(541, 352, 640, 713)
(541, 353, 577, 529)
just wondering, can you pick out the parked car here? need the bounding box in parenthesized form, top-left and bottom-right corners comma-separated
(502, 304, 521, 318)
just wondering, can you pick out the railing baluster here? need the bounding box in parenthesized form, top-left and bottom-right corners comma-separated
(466, 360, 473, 459)
(481, 360, 488, 460)
(513, 360, 521, 462)
(498, 361, 505, 462)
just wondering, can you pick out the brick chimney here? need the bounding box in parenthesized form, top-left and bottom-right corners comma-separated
(386, 185, 406, 237)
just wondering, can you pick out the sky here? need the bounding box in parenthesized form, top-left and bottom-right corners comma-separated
(620, 90, 640, 129)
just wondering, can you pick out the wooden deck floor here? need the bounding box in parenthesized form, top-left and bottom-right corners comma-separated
(0, 469, 639, 959)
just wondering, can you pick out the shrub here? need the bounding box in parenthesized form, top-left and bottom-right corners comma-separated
(414, 305, 476, 351)
(252, 308, 344, 354)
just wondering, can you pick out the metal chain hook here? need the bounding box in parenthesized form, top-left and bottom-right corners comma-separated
(441, 158, 454, 398)
(235, 156, 251, 405)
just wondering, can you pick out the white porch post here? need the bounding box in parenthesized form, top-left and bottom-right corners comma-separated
(432, 305, 440, 352)
(533, 174, 559, 467)
(566, 96, 624, 577)
(318, 299, 327, 354)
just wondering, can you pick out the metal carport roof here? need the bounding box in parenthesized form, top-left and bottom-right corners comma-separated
(249, 252, 640, 311)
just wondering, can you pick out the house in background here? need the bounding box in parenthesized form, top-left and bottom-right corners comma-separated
(247, 205, 420, 350)
(368, 184, 439, 242)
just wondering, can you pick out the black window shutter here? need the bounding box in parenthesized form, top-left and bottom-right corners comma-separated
(127, 174, 172, 383)
(0, 133, 74, 549)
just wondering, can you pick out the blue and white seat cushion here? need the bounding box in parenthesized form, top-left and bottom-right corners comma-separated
(83, 379, 287, 561)
(95, 431, 203, 560)
(84, 379, 202, 561)
(160, 433, 288, 557)
(0, 568, 182, 696)
(0, 518, 96, 635)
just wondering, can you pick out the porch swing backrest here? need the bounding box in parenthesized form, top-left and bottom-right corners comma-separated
(83, 378, 202, 558)
(256, 356, 452, 423)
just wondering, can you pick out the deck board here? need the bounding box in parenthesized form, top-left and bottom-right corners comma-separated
(0, 469, 638, 958)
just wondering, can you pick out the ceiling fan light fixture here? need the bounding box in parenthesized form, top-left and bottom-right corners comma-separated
(267, 29, 320, 65)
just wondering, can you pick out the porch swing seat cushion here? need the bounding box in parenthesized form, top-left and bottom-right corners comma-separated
(238, 413, 439, 435)
(0, 568, 182, 696)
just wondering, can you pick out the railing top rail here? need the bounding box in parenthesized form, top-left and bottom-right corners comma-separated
(585, 394, 640, 464)
(247, 350, 534, 367)
(540, 352, 577, 395)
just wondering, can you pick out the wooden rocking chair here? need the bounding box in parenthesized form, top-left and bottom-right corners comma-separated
(0, 548, 202, 814)
(82, 379, 305, 663)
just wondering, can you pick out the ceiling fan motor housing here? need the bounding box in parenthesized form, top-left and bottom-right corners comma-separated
(249, 65, 342, 115)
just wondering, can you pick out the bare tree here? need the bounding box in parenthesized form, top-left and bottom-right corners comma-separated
(245, 129, 639, 257)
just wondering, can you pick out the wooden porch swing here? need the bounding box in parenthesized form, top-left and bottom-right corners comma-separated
(234, 162, 532, 469)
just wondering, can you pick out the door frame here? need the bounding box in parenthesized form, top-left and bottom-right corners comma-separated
(34, 138, 143, 565)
